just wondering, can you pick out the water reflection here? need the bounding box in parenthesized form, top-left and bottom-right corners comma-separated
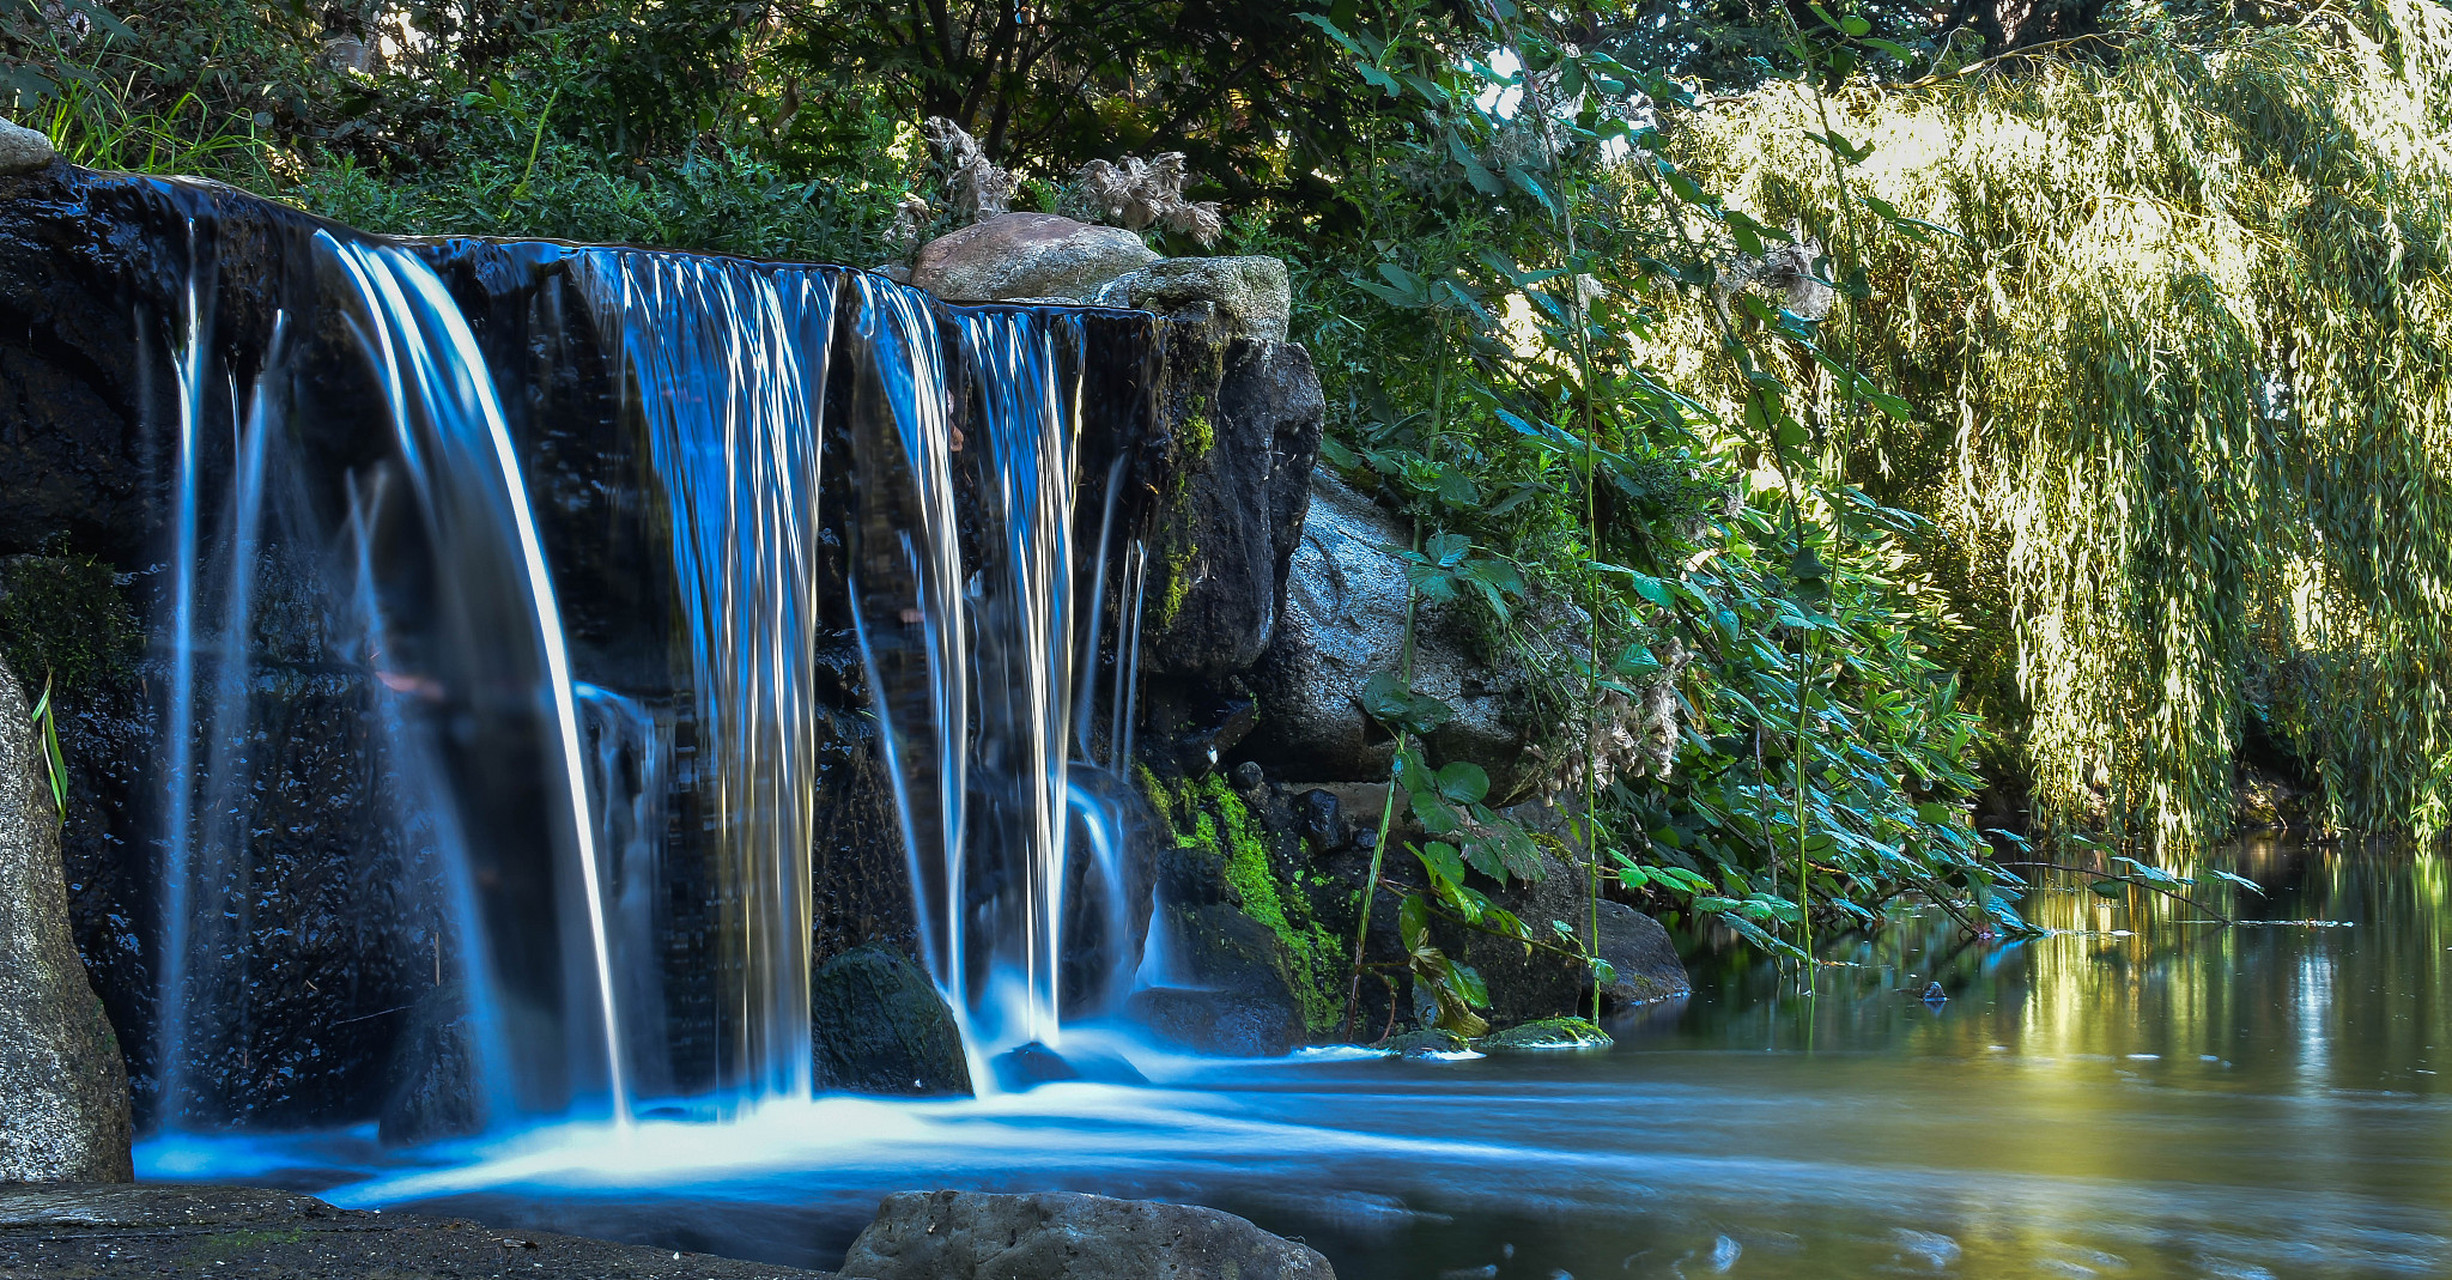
(141, 841, 2452, 1279)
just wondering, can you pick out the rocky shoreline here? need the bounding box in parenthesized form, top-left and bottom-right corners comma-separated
(0, 1183, 1335, 1279)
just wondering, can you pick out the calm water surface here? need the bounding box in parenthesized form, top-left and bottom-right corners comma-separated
(146, 840, 2452, 1279)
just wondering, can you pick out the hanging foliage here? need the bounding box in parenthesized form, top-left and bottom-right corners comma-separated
(1663, 0, 2452, 849)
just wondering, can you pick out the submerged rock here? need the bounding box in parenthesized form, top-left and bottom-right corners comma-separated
(911, 212, 1157, 302)
(811, 945, 972, 1098)
(0, 654, 132, 1183)
(986, 1042, 1146, 1092)
(0, 1184, 830, 1278)
(839, 1189, 1334, 1280)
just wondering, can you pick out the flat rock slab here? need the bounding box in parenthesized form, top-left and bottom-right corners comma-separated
(841, 1189, 1334, 1280)
(0, 1184, 834, 1279)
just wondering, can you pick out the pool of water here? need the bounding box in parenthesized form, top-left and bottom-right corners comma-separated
(144, 839, 2452, 1279)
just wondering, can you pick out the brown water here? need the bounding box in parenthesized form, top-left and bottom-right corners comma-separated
(147, 839, 2452, 1278)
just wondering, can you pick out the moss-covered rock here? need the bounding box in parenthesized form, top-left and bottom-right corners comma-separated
(1138, 769, 1351, 1043)
(1477, 1016, 1613, 1052)
(809, 944, 972, 1097)
(1382, 1028, 1469, 1057)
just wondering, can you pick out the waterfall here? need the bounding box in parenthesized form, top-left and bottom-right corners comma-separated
(136, 193, 1158, 1134)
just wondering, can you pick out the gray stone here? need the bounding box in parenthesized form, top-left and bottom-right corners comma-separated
(1095, 257, 1292, 345)
(1243, 473, 1550, 799)
(0, 655, 130, 1184)
(839, 1190, 1334, 1280)
(1477, 1016, 1612, 1051)
(910, 213, 1156, 302)
(0, 118, 52, 175)
(1125, 901, 1307, 1056)
(1592, 899, 1691, 1006)
(810, 944, 973, 1097)
(0, 1183, 836, 1277)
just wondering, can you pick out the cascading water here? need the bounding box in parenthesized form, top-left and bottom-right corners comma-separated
(127, 177, 1165, 1136)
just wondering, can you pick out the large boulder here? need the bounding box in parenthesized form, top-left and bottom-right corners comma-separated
(1241, 473, 1556, 801)
(1094, 257, 1291, 345)
(810, 944, 972, 1097)
(910, 213, 1157, 302)
(0, 654, 131, 1183)
(839, 1190, 1335, 1280)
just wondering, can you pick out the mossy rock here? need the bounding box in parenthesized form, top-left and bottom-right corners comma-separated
(1476, 1017, 1613, 1052)
(1382, 1028, 1470, 1057)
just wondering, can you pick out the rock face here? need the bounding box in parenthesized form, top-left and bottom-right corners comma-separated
(839, 1190, 1334, 1280)
(1095, 257, 1292, 345)
(0, 118, 50, 175)
(1242, 473, 1556, 801)
(0, 654, 131, 1184)
(0, 164, 1174, 1126)
(810, 944, 972, 1097)
(911, 213, 1158, 302)
(0, 1184, 834, 1278)
(1142, 332, 1326, 680)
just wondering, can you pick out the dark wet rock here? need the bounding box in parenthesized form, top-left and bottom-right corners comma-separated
(1478, 1016, 1612, 1051)
(1125, 986, 1306, 1058)
(839, 1189, 1334, 1280)
(1441, 847, 1689, 1026)
(1242, 473, 1556, 801)
(1592, 899, 1691, 1007)
(1093, 256, 1292, 344)
(911, 212, 1156, 302)
(1294, 788, 1343, 850)
(1126, 901, 1309, 1056)
(811, 944, 972, 1098)
(0, 654, 131, 1184)
(1143, 322, 1325, 679)
(380, 983, 485, 1146)
(0, 1183, 835, 1277)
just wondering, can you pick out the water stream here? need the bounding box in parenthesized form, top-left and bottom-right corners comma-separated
(143, 840, 2452, 1279)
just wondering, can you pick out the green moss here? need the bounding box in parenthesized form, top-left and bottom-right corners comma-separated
(0, 554, 140, 697)
(1182, 411, 1214, 458)
(1194, 775, 1346, 1034)
(1152, 541, 1198, 632)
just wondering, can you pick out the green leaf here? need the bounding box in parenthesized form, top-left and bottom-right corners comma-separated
(2205, 868, 2266, 895)
(1416, 840, 1467, 887)
(1435, 761, 1491, 804)
(2089, 880, 2127, 898)
(1399, 892, 1431, 952)
(1448, 961, 1490, 1009)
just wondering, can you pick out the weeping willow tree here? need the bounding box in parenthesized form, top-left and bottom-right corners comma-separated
(1652, 0, 2452, 850)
